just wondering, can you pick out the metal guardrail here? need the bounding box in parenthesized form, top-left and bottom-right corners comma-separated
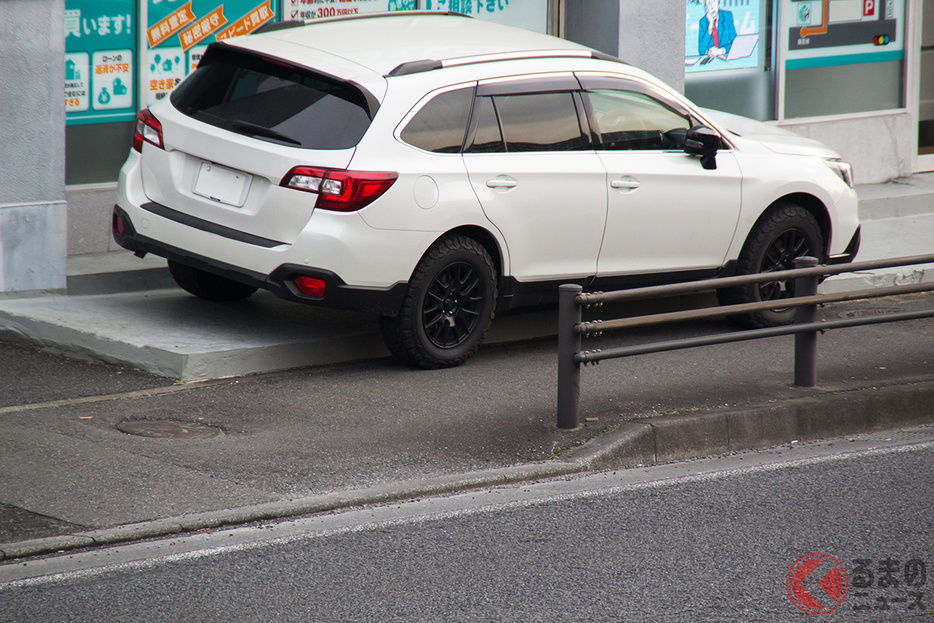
(556, 254, 934, 430)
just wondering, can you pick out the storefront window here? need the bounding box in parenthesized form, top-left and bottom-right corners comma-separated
(684, 0, 907, 121)
(65, 0, 137, 184)
(781, 0, 905, 118)
(684, 0, 775, 121)
(425, 0, 549, 33)
(64, 0, 552, 186)
(143, 0, 279, 107)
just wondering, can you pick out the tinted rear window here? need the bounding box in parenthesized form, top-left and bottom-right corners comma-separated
(495, 92, 587, 152)
(466, 92, 587, 154)
(400, 87, 474, 153)
(170, 46, 373, 150)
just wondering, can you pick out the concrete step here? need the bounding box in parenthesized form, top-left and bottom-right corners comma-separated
(66, 252, 174, 296)
(855, 172, 934, 221)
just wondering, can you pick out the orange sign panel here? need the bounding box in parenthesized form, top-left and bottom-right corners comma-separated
(216, 0, 275, 41)
(179, 5, 228, 51)
(148, 2, 196, 48)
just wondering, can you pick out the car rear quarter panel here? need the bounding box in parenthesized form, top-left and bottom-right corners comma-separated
(348, 76, 512, 274)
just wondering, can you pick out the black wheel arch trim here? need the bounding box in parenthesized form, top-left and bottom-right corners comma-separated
(827, 225, 861, 265)
(756, 194, 832, 260)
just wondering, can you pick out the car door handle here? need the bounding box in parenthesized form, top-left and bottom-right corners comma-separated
(487, 177, 518, 189)
(610, 177, 640, 191)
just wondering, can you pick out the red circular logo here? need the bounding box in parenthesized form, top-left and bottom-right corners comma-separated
(787, 553, 849, 615)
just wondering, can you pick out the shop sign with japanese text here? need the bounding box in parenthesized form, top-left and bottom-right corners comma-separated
(144, 0, 277, 106)
(66, 0, 136, 125)
(426, 0, 546, 33)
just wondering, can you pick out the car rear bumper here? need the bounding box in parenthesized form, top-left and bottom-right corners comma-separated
(112, 205, 408, 316)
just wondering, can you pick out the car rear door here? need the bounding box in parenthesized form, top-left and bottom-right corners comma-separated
(461, 76, 608, 282)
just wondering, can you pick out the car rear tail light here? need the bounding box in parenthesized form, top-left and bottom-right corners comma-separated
(281, 167, 397, 212)
(133, 109, 164, 152)
(294, 276, 326, 298)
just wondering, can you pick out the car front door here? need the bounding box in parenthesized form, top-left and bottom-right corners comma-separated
(462, 78, 608, 283)
(580, 77, 742, 278)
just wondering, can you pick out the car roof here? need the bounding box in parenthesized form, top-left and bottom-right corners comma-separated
(229, 12, 601, 79)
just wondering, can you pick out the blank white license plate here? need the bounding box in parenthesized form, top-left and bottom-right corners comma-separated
(193, 161, 252, 207)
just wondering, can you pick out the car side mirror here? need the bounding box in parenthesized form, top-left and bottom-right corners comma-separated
(684, 125, 720, 170)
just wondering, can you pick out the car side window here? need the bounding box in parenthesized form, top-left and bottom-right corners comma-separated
(495, 92, 587, 152)
(400, 87, 474, 153)
(466, 91, 586, 153)
(585, 89, 692, 151)
(466, 96, 504, 153)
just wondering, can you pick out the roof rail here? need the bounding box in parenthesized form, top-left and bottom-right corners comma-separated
(386, 50, 626, 78)
(253, 20, 304, 34)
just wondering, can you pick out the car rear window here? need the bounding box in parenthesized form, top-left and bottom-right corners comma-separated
(170, 45, 373, 150)
(400, 87, 474, 153)
(466, 91, 588, 153)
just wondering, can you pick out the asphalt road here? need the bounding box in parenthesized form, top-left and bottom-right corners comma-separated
(1, 293, 933, 550)
(3, 430, 932, 622)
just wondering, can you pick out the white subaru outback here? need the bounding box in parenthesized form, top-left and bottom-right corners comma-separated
(114, 11, 860, 369)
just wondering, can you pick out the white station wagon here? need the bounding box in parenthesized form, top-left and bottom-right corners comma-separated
(114, 11, 860, 368)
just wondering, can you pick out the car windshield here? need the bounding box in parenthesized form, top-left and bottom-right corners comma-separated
(170, 45, 373, 150)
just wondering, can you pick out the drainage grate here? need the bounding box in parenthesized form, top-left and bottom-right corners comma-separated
(117, 419, 223, 439)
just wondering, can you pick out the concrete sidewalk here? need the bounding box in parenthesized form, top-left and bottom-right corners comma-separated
(0, 175, 933, 564)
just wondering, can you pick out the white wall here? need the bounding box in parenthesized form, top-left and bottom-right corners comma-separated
(781, 113, 915, 185)
(0, 0, 67, 291)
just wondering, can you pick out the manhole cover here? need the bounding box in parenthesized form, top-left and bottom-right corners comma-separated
(117, 419, 223, 439)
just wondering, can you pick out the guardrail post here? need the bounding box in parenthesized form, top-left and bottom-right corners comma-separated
(793, 256, 820, 387)
(557, 284, 583, 429)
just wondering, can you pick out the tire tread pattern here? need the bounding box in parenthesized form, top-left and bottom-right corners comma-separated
(380, 235, 497, 369)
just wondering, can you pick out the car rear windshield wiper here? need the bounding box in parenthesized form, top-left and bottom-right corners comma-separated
(231, 119, 301, 146)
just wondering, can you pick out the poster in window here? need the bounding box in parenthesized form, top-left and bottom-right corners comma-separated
(783, 0, 904, 70)
(286, 0, 415, 21)
(65, 0, 137, 125)
(685, 0, 763, 73)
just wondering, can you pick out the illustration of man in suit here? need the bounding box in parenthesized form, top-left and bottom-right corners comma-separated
(698, 0, 737, 61)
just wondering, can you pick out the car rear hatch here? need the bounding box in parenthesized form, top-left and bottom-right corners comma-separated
(138, 42, 383, 245)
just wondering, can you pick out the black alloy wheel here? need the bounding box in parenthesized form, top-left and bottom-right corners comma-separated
(718, 203, 824, 328)
(379, 235, 497, 369)
(755, 227, 815, 303)
(422, 260, 485, 349)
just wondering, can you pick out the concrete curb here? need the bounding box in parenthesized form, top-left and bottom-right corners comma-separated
(568, 377, 934, 468)
(3, 377, 933, 562)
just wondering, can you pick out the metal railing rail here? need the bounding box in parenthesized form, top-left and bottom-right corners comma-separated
(557, 253, 934, 429)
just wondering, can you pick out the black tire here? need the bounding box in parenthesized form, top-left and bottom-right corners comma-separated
(718, 203, 824, 328)
(168, 260, 258, 302)
(379, 235, 497, 369)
